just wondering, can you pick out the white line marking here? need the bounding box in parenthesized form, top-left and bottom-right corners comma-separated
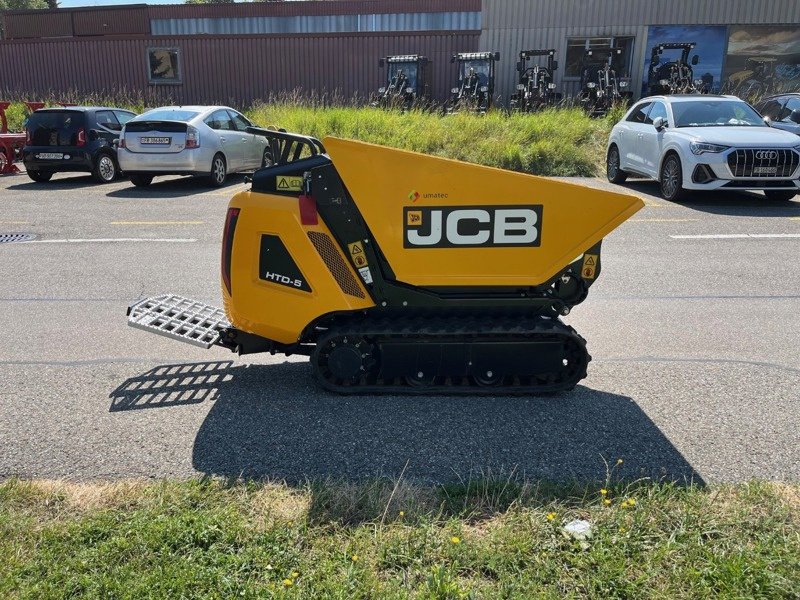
(20, 238, 197, 244)
(670, 233, 800, 239)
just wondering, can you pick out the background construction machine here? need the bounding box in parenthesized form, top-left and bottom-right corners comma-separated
(578, 48, 632, 117)
(371, 55, 431, 110)
(445, 52, 500, 115)
(724, 56, 777, 99)
(646, 43, 707, 95)
(509, 49, 562, 112)
(128, 129, 643, 395)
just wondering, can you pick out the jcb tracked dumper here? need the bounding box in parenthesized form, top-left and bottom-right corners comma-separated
(128, 130, 643, 394)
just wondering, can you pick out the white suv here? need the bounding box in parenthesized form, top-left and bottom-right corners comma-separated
(606, 95, 800, 201)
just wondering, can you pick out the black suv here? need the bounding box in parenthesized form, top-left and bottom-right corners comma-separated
(22, 106, 137, 183)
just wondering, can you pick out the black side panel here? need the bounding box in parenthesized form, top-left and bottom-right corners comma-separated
(259, 234, 312, 292)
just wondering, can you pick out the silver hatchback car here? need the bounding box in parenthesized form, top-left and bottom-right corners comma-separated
(118, 105, 270, 187)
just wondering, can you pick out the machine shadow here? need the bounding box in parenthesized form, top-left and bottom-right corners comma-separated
(620, 180, 800, 217)
(111, 361, 704, 487)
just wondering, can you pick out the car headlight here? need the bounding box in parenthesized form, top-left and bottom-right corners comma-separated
(690, 142, 730, 155)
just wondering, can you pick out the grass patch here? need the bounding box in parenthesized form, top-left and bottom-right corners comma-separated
(0, 91, 616, 176)
(1, 478, 798, 598)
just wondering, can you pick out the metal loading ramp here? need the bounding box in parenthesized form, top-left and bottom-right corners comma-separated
(127, 294, 230, 349)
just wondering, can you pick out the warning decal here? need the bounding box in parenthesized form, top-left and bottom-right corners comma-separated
(348, 241, 369, 268)
(582, 254, 598, 279)
(276, 176, 303, 192)
(407, 210, 422, 226)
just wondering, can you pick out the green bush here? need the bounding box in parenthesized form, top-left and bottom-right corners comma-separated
(0, 91, 618, 176)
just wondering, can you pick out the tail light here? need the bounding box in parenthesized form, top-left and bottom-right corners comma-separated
(221, 207, 240, 295)
(186, 125, 200, 149)
(76, 128, 86, 147)
(119, 131, 126, 149)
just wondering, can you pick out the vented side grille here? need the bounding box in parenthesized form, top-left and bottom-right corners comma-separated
(727, 149, 800, 178)
(307, 231, 365, 299)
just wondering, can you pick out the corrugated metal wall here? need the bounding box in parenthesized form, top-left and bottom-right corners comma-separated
(4, 5, 149, 39)
(481, 0, 800, 101)
(0, 32, 479, 104)
(151, 12, 480, 36)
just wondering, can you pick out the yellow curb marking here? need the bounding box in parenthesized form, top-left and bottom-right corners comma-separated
(110, 221, 204, 225)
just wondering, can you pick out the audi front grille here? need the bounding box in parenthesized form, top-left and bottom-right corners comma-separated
(727, 149, 800, 178)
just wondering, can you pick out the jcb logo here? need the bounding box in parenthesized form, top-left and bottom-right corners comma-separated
(403, 205, 542, 248)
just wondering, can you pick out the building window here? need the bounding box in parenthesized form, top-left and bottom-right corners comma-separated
(147, 47, 181, 84)
(565, 37, 635, 78)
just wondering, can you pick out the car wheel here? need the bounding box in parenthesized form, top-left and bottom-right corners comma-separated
(764, 190, 797, 202)
(27, 170, 53, 183)
(606, 145, 628, 184)
(209, 153, 227, 187)
(92, 153, 117, 183)
(660, 154, 686, 201)
(261, 147, 273, 168)
(130, 174, 154, 188)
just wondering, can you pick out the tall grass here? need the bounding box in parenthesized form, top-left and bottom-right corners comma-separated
(1, 89, 617, 176)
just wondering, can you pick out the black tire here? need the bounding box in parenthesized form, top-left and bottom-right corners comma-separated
(208, 153, 227, 187)
(606, 145, 628, 184)
(659, 153, 686, 202)
(27, 170, 53, 183)
(764, 190, 797, 202)
(130, 174, 154, 188)
(92, 153, 117, 183)
(261, 147, 273, 168)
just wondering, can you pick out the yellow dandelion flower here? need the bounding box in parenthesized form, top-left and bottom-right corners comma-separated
(619, 527, 626, 533)
(546, 512, 556, 521)
(399, 511, 405, 517)
(291, 571, 299, 578)
(603, 499, 612, 506)
(283, 579, 294, 587)
(351, 555, 359, 562)
(600, 488, 608, 496)
(451, 536, 461, 544)
(627, 498, 636, 506)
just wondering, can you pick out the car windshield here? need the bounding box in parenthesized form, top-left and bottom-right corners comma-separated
(138, 109, 199, 122)
(672, 100, 766, 128)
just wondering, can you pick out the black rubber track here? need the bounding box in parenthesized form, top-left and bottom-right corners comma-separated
(311, 315, 590, 395)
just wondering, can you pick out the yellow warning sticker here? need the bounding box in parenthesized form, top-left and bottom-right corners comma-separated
(276, 176, 303, 192)
(582, 254, 598, 279)
(348, 241, 368, 268)
(407, 210, 423, 226)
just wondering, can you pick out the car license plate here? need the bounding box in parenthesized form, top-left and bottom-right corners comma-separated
(753, 166, 777, 174)
(140, 137, 171, 145)
(36, 153, 64, 160)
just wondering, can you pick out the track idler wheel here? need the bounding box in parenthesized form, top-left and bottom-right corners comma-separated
(313, 335, 376, 387)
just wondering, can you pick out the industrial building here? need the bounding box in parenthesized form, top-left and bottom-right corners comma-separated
(0, 0, 798, 105)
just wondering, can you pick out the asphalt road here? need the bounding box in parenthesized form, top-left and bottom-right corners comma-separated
(1, 169, 798, 485)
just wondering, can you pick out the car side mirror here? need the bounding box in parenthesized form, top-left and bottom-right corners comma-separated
(691, 55, 699, 65)
(790, 109, 800, 124)
(653, 116, 666, 130)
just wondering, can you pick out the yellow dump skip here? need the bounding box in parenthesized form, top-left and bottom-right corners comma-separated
(325, 137, 644, 287)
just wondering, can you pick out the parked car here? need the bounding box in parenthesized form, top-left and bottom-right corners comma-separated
(755, 93, 800, 136)
(606, 95, 800, 201)
(22, 106, 136, 183)
(118, 106, 270, 188)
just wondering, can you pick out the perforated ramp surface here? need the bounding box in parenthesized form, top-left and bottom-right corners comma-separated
(127, 294, 230, 349)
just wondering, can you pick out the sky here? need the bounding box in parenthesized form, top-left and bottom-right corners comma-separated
(60, 0, 177, 6)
